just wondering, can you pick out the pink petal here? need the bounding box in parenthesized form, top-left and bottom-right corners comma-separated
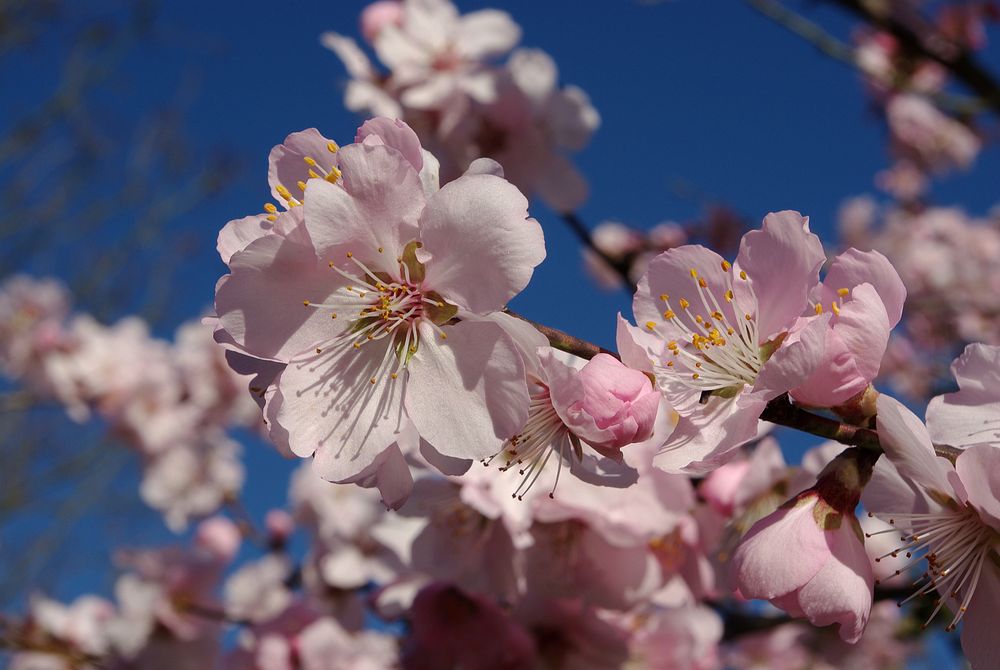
(731, 498, 829, 600)
(455, 9, 521, 59)
(790, 284, 889, 407)
(734, 211, 825, 340)
(874, 394, 956, 499)
(303, 143, 424, 269)
(794, 522, 873, 643)
(405, 320, 529, 460)
(954, 445, 1000, 531)
(217, 214, 273, 264)
(535, 153, 588, 214)
(755, 313, 829, 395)
(960, 563, 1000, 670)
(355, 117, 424, 173)
(820, 248, 906, 326)
(418, 174, 544, 314)
(215, 234, 335, 362)
(268, 128, 340, 206)
(928, 344, 1000, 448)
(274, 340, 408, 480)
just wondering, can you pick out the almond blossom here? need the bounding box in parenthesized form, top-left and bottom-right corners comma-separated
(863, 394, 1000, 669)
(214, 117, 545, 504)
(621, 211, 830, 472)
(731, 448, 876, 644)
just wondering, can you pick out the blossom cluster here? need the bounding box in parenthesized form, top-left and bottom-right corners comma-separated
(3, 1, 1000, 668)
(322, 0, 600, 212)
(852, 6, 992, 201)
(838, 196, 1000, 399)
(0, 276, 259, 530)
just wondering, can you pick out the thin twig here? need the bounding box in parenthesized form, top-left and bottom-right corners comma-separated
(560, 212, 638, 293)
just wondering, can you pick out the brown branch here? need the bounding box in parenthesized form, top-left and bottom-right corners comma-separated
(503, 309, 618, 361)
(828, 0, 1000, 116)
(560, 212, 638, 293)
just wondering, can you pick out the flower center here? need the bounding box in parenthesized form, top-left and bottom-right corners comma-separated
(870, 507, 999, 631)
(648, 261, 763, 392)
(304, 245, 453, 378)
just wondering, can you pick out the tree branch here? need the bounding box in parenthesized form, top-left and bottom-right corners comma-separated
(827, 0, 1000, 116)
(560, 212, 638, 293)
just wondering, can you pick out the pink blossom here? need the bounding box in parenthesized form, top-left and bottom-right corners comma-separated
(401, 582, 536, 670)
(732, 450, 877, 643)
(214, 119, 545, 503)
(698, 437, 787, 518)
(926, 343, 1000, 449)
(886, 94, 980, 174)
(622, 211, 830, 472)
(790, 248, 906, 408)
(360, 1, 403, 42)
(625, 605, 723, 670)
(0, 275, 71, 387)
(863, 394, 1000, 669)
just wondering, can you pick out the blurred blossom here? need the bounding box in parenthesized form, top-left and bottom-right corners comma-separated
(322, 0, 599, 211)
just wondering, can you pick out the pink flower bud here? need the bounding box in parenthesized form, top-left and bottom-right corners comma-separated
(731, 449, 878, 643)
(195, 515, 242, 563)
(564, 354, 660, 451)
(360, 1, 403, 42)
(265, 509, 295, 543)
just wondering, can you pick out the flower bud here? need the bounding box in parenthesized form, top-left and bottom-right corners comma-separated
(360, 1, 403, 42)
(562, 353, 660, 451)
(730, 448, 878, 643)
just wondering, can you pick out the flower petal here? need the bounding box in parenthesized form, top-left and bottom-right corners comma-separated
(418, 174, 544, 314)
(406, 320, 529, 460)
(734, 211, 824, 340)
(874, 394, 955, 499)
(273, 339, 408, 482)
(303, 143, 424, 269)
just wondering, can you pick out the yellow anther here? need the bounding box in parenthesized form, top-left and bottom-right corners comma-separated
(266, 215, 277, 222)
(837, 288, 850, 297)
(370, 377, 377, 385)
(353, 342, 361, 349)
(814, 303, 824, 315)
(745, 313, 752, 321)
(698, 278, 708, 288)
(679, 298, 690, 309)
(264, 202, 278, 213)
(667, 341, 678, 349)
(724, 289, 734, 302)
(663, 310, 676, 320)
(308, 169, 320, 179)
(329, 261, 335, 268)
(327, 141, 340, 153)
(391, 372, 398, 379)
(695, 315, 704, 324)
(303, 300, 311, 306)
(297, 180, 307, 192)
(721, 260, 731, 272)
(315, 348, 323, 354)
(689, 268, 698, 279)
(660, 293, 669, 302)
(346, 251, 353, 258)
(440, 332, 447, 339)
(331, 313, 337, 319)
(326, 166, 342, 183)
(727, 327, 734, 335)
(276, 184, 292, 199)
(831, 302, 841, 316)
(739, 270, 748, 281)
(692, 373, 700, 380)
(666, 361, 674, 367)
(645, 321, 657, 330)
(711, 310, 723, 320)
(303, 156, 317, 166)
